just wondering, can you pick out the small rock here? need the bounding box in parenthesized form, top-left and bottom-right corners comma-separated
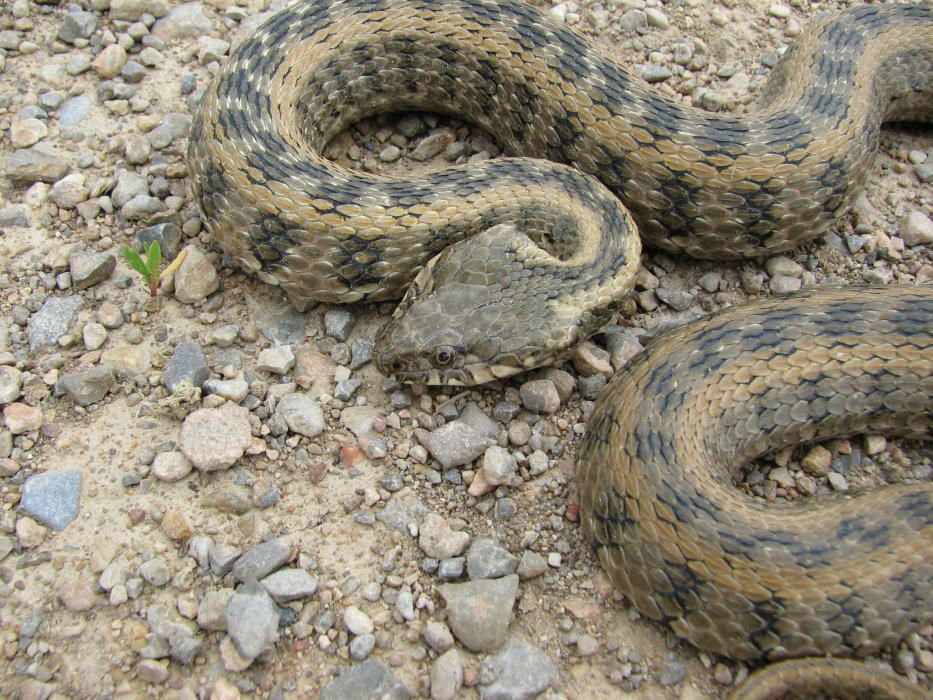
(519, 380, 560, 414)
(769, 275, 802, 294)
(152, 450, 193, 481)
(3, 402, 42, 434)
(82, 322, 107, 351)
(412, 129, 455, 161)
(438, 575, 518, 652)
(140, 557, 171, 587)
(92, 44, 127, 79)
(57, 366, 116, 406)
(273, 393, 325, 438)
(11, 118, 48, 148)
(324, 309, 355, 341)
(4, 145, 70, 183)
(180, 402, 251, 471)
(801, 445, 831, 477)
(16, 515, 49, 548)
(232, 538, 292, 583)
(659, 660, 687, 686)
(137, 659, 170, 684)
(58, 575, 97, 611)
(174, 244, 219, 303)
(58, 10, 98, 44)
(164, 342, 210, 391)
(642, 64, 673, 82)
(419, 513, 470, 559)
(482, 445, 517, 486)
(152, 3, 215, 40)
(344, 606, 375, 635)
(161, 509, 193, 541)
(20, 471, 81, 530)
(863, 435, 886, 455)
(257, 345, 295, 374)
(424, 621, 455, 653)
(260, 568, 317, 603)
(478, 641, 558, 700)
(431, 648, 463, 700)
(320, 659, 411, 700)
(350, 633, 376, 660)
(69, 250, 116, 290)
(58, 96, 92, 127)
(575, 634, 599, 656)
(198, 589, 235, 631)
(417, 421, 495, 470)
(225, 583, 279, 661)
(0, 367, 22, 404)
(517, 551, 548, 580)
(466, 538, 519, 580)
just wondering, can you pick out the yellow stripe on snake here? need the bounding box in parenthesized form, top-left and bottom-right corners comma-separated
(187, 1, 932, 696)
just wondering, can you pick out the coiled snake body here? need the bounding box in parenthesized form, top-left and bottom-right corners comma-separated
(188, 0, 932, 695)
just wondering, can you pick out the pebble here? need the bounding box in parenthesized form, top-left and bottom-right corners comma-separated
(273, 393, 325, 438)
(136, 659, 170, 684)
(110, 0, 170, 21)
(376, 495, 428, 533)
(57, 366, 116, 406)
(161, 509, 193, 541)
(20, 471, 81, 530)
(138, 222, 182, 257)
(225, 583, 280, 661)
(827, 472, 849, 491)
(58, 10, 98, 44)
(412, 129, 455, 160)
(174, 244, 219, 303)
(519, 379, 560, 414)
(164, 342, 210, 391)
(659, 660, 687, 686)
(350, 633, 377, 660)
(899, 210, 933, 246)
(260, 568, 318, 603)
(424, 621, 455, 653)
(419, 513, 470, 559)
(466, 538, 519, 580)
(478, 641, 558, 699)
(517, 551, 548, 580)
(482, 445, 517, 486)
(417, 419, 495, 470)
(438, 574, 518, 652)
(319, 659, 411, 700)
(431, 649, 463, 700)
(0, 366, 22, 404)
(697, 271, 722, 293)
(152, 3, 215, 40)
(863, 435, 886, 456)
(179, 402, 252, 471)
(152, 451, 193, 482)
(232, 538, 292, 583)
(801, 445, 831, 477)
(641, 64, 673, 83)
(4, 144, 71, 183)
(82, 322, 107, 351)
(257, 345, 295, 374)
(58, 574, 97, 611)
(17, 514, 48, 547)
(58, 96, 92, 126)
(3, 402, 42, 434)
(69, 250, 115, 289)
(656, 287, 696, 311)
(139, 557, 171, 587)
(11, 118, 47, 148)
(345, 606, 375, 635)
(198, 589, 234, 631)
(324, 309, 356, 341)
(575, 634, 599, 656)
(92, 44, 127, 79)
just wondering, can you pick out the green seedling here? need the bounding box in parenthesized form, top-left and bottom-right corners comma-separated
(121, 241, 187, 296)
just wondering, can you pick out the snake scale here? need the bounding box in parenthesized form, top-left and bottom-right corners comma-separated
(188, 0, 933, 696)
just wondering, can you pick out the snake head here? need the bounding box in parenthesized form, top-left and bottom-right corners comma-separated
(374, 224, 588, 385)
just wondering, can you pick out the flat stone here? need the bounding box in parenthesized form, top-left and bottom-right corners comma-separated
(517, 551, 548, 580)
(197, 588, 234, 631)
(431, 649, 463, 700)
(340, 405, 381, 437)
(478, 641, 558, 700)
(232, 538, 292, 583)
(137, 222, 181, 257)
(57, 366, 116, 406)
(257, 345, 295, 374)
(152, 3, 215, 40)
(376, 495, 428, 533)
(110, 0, 170, 21)
(3, 402, 42, 434)
(320, 659, 410, 700)
(58, 96, 92, 127)
(225, 582, 279, 661)
(11, 118, 47, 148)
(466, 538, 519, 580)
(438, 575, 518, 652)
(419, 513, 470, 559)
(324, 309, 355, 341)
(174, 244, 218, 303)
(180, 402, 251, 471)
(273, 393, 325, 438)
(519, 380, 560, 414)
(801, 445, 831, 477)
(0, 366, 22, 404)
(58, 10, 98, 44)
(151, 451, 193, 482)
(164, 342, 210, 391)
(69, 250, 115, 290)
(900, 210, 933, 246)
(260, 568, 317, 603)
(416, 420, 495, 470)
(4, 145, 70, 183)
(92, 44, 127, 79)
(20, 471, 81, 530)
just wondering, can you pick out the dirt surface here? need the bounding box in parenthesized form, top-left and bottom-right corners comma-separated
(0, 0, 931, 698)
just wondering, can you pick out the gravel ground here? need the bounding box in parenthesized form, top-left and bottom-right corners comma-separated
(0, 0, 931, 698)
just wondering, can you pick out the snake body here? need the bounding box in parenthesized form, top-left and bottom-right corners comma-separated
(188, 0, 933, 695)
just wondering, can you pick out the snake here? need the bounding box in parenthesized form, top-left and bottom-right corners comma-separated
(187, 0, 933, 696)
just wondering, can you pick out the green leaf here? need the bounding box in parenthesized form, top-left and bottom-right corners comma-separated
(145, 241, 162, 273)
(121, 245, 149, 278)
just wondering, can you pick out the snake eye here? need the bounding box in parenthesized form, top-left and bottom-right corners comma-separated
(434, 346, 456, 366)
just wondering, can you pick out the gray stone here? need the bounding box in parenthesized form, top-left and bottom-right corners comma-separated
(517, 551, 548, 580)
(152, 3, 215, 40)
(419, 513, 470, 559)
(438, 575, 518, 652)
(58, 96, 92, 127)
(202, 378, 249, 403)
(0, 366, 22, 404)
(122, 194, 166, 220)
(57, 366, 116, 406)
(412, 129, 455, 161)
(232, 538, 292, 583)
(164, 342, 210, 391)
(416, 420, 495, 470)
(340, 405, 381, 437)
(478, 641, 558, 700)
(437, 557, 465, 581)
(110, 0, 170, 21)
(69, 250, 115, 290)
(137, 222, 181, 257)
(112, 169, 148, 207)
(376, 495, 428, 533)
(519, 380, 560, 414)
(324, 309, 355, 341)
(350, 633, 376, 660)
(0, 206, 29, 227)
(431, 649, 463, 700)
(769, 275, 802, 294)
(320, 659, 410, 700)
(225, 582, 279, 660)
(424, 621, 455, 653)
(174, 244, 219, 303)
(151, 451, 192, 482)
(146, 607, 203, 665)
(900, 210, 933, 247)
(659, 660, 686, 686)
(209, 543, 241, 576)
(27, 296, 84, 352)
(257, 345, 295, 374)
(197, 588, 234, 631)
(4, 145, 70, 184)
(20, 471, 81, 531)
(58, 10, 98, 44)
(641, 64, 673, 82)
(655, 287, 695, 311)
(467, 538, 519, 580)
(260, 568, 317, 603)
(139, 557, 171, 587)
(274, 393, 325, 438)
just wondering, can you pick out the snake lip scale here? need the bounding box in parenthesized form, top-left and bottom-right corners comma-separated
(187, 0, 933, 696)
